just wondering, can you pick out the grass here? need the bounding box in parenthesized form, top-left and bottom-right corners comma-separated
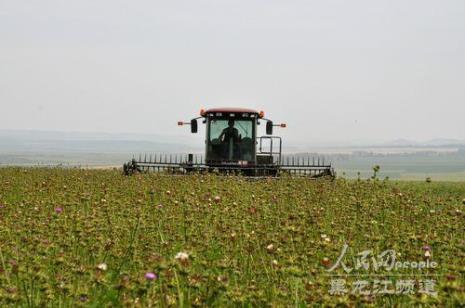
(0, 167, 463, 306)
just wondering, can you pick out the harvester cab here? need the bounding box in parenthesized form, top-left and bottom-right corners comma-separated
(123, 108, 334, 178)
(181, 108, 282, 171)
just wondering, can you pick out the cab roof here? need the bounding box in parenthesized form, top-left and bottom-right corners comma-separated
(204, 107, 259, 114)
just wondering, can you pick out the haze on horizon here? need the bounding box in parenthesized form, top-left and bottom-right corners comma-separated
(1, 0, 464, 146)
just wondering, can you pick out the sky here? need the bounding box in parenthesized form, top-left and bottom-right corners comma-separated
(1, 0, 464, 145)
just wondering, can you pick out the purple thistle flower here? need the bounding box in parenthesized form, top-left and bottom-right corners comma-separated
(145, 272, 157, 281)
(79, 295, 88, 302)
(422, 245, 432, 251)
(55, 207, 63, 214)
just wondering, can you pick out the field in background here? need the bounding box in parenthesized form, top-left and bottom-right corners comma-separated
(2, 129, 465, 181)
(2, 150, 465, 181)
(331, 151, 465, 181)
(0, 168, 463, 306)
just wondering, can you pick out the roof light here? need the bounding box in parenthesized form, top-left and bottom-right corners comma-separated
(200, 108, 206, 116)
(280, 123, 287, 128)
(177, 121, 184, 126)
(259, 111, 265, 118)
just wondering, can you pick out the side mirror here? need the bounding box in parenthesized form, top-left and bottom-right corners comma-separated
(191, 119, 198, 133)
(266, 121, 273, 135)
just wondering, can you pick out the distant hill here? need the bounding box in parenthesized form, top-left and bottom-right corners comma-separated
(0, 129, 203, 153)
(0, 129, 464, 155)
(381, 138, 465, 148)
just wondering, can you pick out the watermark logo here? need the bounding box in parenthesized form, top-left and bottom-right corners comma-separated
(326, 244, 438, 297)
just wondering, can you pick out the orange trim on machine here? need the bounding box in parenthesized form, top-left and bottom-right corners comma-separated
(204, 107, 259, 114)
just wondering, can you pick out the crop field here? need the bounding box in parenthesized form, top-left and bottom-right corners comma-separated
(0, 168, 464, 306)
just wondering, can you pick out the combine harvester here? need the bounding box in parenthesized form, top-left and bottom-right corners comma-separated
(124, 108, 334, 178)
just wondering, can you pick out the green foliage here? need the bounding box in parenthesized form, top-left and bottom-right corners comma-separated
(372, 165, 381, 180)
(0, 168, 463, 306)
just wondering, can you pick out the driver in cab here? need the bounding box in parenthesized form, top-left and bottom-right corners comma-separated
(219, 119, 241, 144)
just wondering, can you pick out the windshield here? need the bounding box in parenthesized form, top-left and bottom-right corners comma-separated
(207, 118, 254, 162)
